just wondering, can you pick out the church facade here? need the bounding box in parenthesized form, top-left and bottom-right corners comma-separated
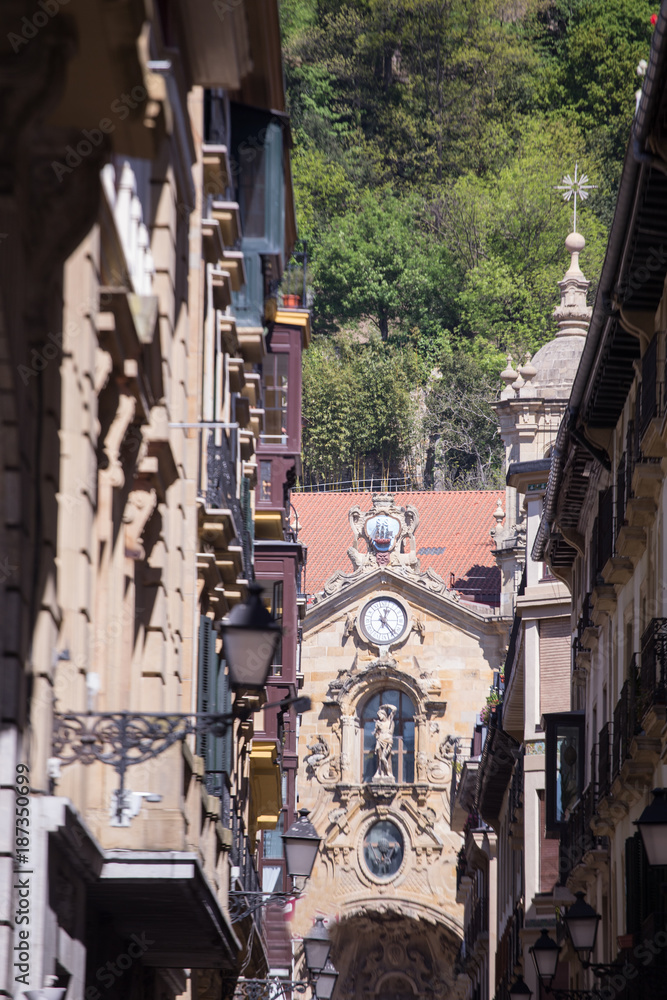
(291, 491, 510, 1000)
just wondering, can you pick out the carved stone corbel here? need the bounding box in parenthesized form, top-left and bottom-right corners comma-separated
(123, 486, 158, 560)
(100, 392, 136, 488)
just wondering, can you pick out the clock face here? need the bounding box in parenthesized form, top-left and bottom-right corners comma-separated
(360, 598, 408, 645)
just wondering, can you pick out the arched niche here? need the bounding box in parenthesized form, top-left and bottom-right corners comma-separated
(326, 664, 441, 786)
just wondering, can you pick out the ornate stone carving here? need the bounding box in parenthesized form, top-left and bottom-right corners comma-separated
(427, 735, 459, 807)
(316, 494, 443, 602)
(100, 392, 137, 488)
(304, 736, 341, 783)
(123, 486, 157, 560)
(373, 705, 397, 781)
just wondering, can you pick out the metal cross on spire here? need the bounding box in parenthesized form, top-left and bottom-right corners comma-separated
(555, 163, 597, 233)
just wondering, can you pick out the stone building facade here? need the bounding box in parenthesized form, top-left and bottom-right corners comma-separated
(0, 4, 304, 1000)
(291, 492, 510, 1000)
(532, 15, 667, 998)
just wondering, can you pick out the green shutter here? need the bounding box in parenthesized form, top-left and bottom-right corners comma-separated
(197, 616, 220, 766)
(218, 661, 233, 776)
(198, 615, 233, 787)
(197, 616, 212, 761)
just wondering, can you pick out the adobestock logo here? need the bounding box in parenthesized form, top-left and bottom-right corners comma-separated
(8, 0, 71, 54)
(51, 87, 148, 183)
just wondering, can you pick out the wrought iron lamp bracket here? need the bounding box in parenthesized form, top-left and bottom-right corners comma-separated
(580, 961, 624, 979)
(228, 889, 304, 922)
(223, 977, 311, 1000)
(52, 694, 308, 807)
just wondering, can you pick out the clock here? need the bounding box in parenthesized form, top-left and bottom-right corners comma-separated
(360, 597, 408, 646)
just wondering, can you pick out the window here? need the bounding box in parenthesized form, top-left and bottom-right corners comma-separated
(361, 690, 414, 783)
(262, 812, 285, 860)
(260, 460, 272, 502)
(270, 581, 283, 675)
(262, 353, 289, 445)
(544, 712, 585, 833)
(197, 615, 232, 796)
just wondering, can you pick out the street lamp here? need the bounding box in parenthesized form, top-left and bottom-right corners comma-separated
(508, 976, 532, 998)
(530, 929, 560, 987)
(563, 892, 600, 958)
(634, 788, 667, 866)
(304, 916, 332, 975)
(314, 959, 339, 1000)
(219, 581, 282, 689)
(283, 808, 322, 883)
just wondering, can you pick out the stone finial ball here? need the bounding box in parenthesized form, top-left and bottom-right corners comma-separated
(565, 231, 586, 254)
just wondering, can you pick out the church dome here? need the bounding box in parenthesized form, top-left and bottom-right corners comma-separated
(527, 331, 586, 398)
(507, 231, 591, 400)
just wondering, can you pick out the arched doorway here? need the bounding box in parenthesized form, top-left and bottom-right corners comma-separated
(328, 914, 459, 1000)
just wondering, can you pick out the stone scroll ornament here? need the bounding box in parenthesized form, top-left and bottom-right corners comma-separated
(318, 494, 424, 601)
(303, 736, 340, 783)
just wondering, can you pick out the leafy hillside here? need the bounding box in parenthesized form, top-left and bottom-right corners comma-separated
(282, 0, 655, 489)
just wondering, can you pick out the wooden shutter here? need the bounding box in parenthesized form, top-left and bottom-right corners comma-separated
(539, 618, 571, 715)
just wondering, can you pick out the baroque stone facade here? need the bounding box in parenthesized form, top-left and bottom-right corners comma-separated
(294, 494, 509, 997)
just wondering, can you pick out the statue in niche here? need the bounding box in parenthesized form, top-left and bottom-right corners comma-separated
(374, 704, 397, 780)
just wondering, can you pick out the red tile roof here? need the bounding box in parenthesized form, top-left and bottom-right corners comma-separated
(292, 490, 503, 605)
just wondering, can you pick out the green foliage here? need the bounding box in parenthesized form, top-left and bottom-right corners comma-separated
(281, 0, 654, 486)
(301, 337, 415, 483)
(423, 353, 504, 489)
(311, 192, 458, 340)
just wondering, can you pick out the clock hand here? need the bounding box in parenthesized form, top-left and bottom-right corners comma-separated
(379, 614, 396, 636)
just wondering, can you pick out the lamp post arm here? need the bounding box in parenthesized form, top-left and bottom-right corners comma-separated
(222, 977, 311, 1000)
(52, 695, 311, 777)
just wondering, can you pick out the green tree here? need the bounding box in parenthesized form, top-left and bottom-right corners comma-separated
(301, 337, 415, 483)
(312, 192, 458, 341)
(423, 353, 503, 489)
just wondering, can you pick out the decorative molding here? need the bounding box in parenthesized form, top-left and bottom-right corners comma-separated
(314, 493, 458, 604)
(123, 486, 158, 560)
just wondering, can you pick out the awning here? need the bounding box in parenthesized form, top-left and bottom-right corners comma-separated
(88, 851, 240, 968)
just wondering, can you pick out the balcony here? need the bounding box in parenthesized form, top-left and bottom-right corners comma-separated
(230, 810, 264, 938)
(593, 654, 661, 815)
(463, 894, 489, 966)
(640, 618, 667, 736)
(638, 333, 667, 459)
(559, 785, 608, 886)
(198, 428, 253, 584)
(508, 751, 524, 845)
(456, 847, 467, 895)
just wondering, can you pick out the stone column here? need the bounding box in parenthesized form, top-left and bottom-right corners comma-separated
(414, 712, 428, 781)
(340, 715, 356, 782)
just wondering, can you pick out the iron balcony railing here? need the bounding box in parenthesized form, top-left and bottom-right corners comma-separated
(230, 808, 264, 931)
(464, 895, 489, 955)
(640, 617, 667, 714)
(597, 720, 612, 803)
(508, 749, 524, 825)
(202, 428, 254, 580)
(612, 655, 640, 782)
(456, 848, 467, 893)
(559, 785, 600, 884)
(597, 486, 614, 572)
